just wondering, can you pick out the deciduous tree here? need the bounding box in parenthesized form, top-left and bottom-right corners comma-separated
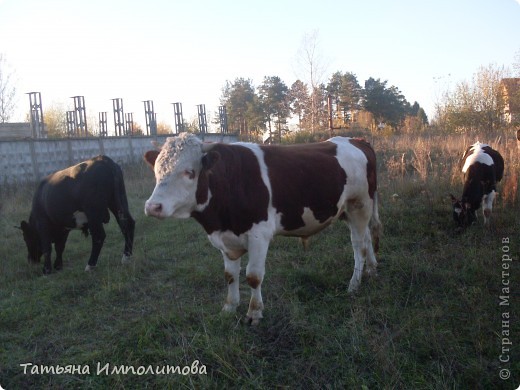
(295, 30, 328, 133)
(44, 104, 67, 137)
(435, 64, 509, 132)
(0, 54, 17, 123)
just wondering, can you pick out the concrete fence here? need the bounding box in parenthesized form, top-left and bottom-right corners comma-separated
(0, 133, 237, 185)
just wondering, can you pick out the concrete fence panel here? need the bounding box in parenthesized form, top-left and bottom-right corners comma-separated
(0, 134, 237, 185)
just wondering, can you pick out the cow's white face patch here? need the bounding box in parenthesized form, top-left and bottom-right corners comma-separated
(145, 133, 204, 219)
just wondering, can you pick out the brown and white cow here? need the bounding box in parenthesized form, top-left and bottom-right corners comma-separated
(450, 141, 504, 227)
(144, 133, 381, 325)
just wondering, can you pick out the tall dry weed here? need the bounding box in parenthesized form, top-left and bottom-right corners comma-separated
(500, 138, 520, 206)
(375, 129, 519, 208)
(411, 149, 432, 181)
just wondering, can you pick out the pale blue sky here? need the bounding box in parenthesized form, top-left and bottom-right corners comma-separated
(1, 0, 519, 132)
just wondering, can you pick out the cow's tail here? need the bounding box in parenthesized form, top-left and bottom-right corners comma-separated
(369, 191, 382, 253)
(109, 160, 135, 258)
(112, 163, 130, 221)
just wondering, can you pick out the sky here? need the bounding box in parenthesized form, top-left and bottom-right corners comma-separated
(0, 0, 519, 134)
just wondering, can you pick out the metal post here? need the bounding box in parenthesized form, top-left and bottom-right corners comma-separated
(66, 111, 77, 136)
(219, 105, 228, 134)
(143, 100, 157, 136)
(197, 104, 208, 134)
(172, 102, 184, 133)
(111, 98, 125, 136)
(99, 112, 108, 137)
(72, 96, 88, 136)
(27, 92, 45, 138)
(125, 112, 134, 136)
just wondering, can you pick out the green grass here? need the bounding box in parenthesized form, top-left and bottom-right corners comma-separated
(0, 132, 519, 389)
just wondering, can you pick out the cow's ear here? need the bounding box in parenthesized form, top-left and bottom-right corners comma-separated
(144, 150, 160, 169)
(202, 151, 220, 171)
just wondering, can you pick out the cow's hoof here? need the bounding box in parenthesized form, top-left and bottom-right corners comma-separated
(42, 267, 51, 275)
(121, 254, 132, 264)
(54, 264, 63, 271)
(244, 316, 261, 326)
(222, 303, 238, 313)
(364, 267, 378, 277)
(85, 264, 96, 272)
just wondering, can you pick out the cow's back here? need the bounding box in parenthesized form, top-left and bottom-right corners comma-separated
(36, 156, 120, 227)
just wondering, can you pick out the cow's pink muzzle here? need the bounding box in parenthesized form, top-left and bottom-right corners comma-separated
(145, 202, 164, 219)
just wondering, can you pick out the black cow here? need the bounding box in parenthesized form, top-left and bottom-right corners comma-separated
(450, 142, 504, 227)
(20, 155, 135, 274)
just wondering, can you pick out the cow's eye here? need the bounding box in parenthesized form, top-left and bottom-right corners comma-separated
(183, 170, 196, 180)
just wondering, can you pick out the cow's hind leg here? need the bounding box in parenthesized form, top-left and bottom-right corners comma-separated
(345, 199, 372, 293)
(85, 222, 106, 271)
(112, 208, 135, 264)
(482, 189, 496, 224)
(363, 226, 378, 277)
(222, 253, 242, 313)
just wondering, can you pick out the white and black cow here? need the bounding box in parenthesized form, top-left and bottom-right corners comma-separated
(450, 141, 504, 227)
(20, 155, 135, 274)
(144, 133, 381, 325)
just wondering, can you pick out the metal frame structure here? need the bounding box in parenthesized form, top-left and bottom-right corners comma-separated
(98, 112, 108, 137)
(219, 105, 228, 134)
(172, 102, 184, 133)
(143, 100, 157, 136)
(27, 92, 45, 138)
(197, 104, 208, 134)
(111, 98, 125, 136)
(66, 111, 77, 136)
(71, 96, 88, 136)
(125, 112, 134, 135)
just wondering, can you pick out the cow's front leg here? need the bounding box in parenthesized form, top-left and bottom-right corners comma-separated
(222, 253, 241, 313)
(42, 252, 52, 275)
(53, 230, 69, 271)
(245, 237, 269, 326)
(85, 223, 106, 271)
(41, 238, 53, 275)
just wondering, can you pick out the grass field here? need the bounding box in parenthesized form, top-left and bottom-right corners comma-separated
(0, 130, 519, 389)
